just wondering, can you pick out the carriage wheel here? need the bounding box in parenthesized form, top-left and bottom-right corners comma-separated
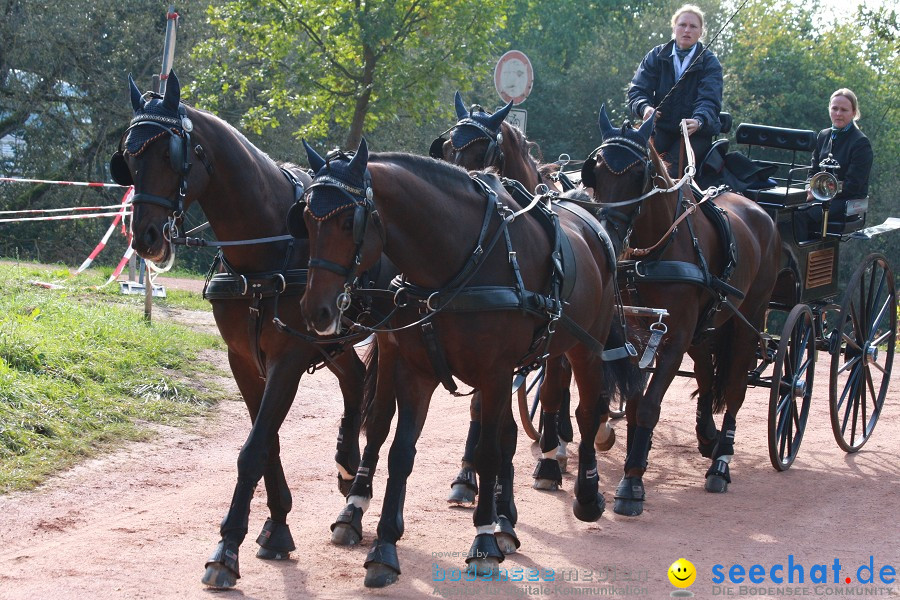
(767, 304, 815, 471)
(515, 367, 543, 441)
(829, 253, 896, 453)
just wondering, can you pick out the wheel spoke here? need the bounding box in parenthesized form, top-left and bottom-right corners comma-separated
(840, 364, 862, 433)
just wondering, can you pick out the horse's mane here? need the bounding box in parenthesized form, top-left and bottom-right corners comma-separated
(647, 140, 674, 188)
(371, 151, 473, 193)
(186, 104, 283, 171)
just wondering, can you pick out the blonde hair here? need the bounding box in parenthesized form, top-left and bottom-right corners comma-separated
(831, 88, 861, 121)
(671, 4, 705, 29)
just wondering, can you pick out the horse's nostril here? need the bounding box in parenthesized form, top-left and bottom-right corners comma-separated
(142, 227, 159, 249)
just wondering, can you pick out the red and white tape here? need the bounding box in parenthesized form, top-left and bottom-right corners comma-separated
(0, 176, 129, 188)
(76, 187, 134, 274)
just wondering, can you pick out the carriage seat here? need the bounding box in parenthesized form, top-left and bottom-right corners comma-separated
(826, 198, 868, 234)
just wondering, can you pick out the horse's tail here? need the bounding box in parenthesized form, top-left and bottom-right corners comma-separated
(603, 321, 646, 411)
(360, 341, 379, 433)
(710, 319, 736, 414)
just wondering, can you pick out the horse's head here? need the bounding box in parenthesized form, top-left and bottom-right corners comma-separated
(109, 71, 208, 264)
(430, 91, 513, 171)
(582, 104, 659, 208)
(298, 138, 383, 335)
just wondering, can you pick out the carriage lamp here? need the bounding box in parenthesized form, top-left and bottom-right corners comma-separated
(808, 154, 842, 202)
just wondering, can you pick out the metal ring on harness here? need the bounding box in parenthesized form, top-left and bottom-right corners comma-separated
(239, 275, 248, 296)
(634, 262, 647, 278)
(393, 287, 409, 308)
(650, 320, 668, 335)
(426, 291, 441, 312)
(275, 273, 287, 294)
(337, 291, 352, 312)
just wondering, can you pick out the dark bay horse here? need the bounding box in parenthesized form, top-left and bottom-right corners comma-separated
(109, 72, 372, 589)
(583, 106, 780, 514)
(435, 92, 626, 500)
(299, 139, 625, 586)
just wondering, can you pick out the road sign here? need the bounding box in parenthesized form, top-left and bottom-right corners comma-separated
(494, 50, 533, 105)
(507, 108, 527, 134)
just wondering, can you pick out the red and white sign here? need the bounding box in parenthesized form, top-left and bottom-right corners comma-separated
(494, 50, 533, 105)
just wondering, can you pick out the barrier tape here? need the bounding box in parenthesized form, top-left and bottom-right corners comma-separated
(76, 188, 134, 274)
(0, 204, 129, 215)
(0, 211, 132, 223)
(0, 176, 129, 188)
(99, 239, 136, 288)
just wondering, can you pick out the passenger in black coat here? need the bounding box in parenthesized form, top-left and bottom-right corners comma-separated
(808, 88, 873, 220)
(627, 4, 723, 177)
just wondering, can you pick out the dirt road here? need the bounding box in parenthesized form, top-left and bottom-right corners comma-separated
(0, 299, 898, 599)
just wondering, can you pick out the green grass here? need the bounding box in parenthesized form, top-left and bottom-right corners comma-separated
(0, 263, 225, 492)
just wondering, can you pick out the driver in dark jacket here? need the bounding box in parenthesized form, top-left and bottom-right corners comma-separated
(627, 4, 723, 177)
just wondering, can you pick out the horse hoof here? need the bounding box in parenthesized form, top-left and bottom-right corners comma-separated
(532, 478, 560, 491)
(364, 563, 400, 588)
(256, 546, 291, 560)
(331, 523, 362, 546)
(705, 475, 729, 493)
(495, 532, 518, 555)
(467, 557, 501, 577)
(573, 494, 606, 522)
(201, 564, 237, 589)
(447, 482, 476, 506)
(613, 498, 644, 517)
(556, 452, 569, 472)
(595, 425, 616, 452)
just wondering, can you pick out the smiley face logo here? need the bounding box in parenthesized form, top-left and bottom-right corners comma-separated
(668, 558, 697, 588)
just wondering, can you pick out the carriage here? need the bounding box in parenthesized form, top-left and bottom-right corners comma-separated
(518, 118, 898, 472)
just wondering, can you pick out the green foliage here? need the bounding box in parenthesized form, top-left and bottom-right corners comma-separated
(191, 0, 507, 149)
(0, 263, 223, 491)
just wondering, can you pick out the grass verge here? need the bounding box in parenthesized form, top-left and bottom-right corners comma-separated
(0, 263, 224, 492)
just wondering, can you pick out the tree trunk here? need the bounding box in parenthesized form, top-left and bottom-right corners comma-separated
(345, 46, 376, 149)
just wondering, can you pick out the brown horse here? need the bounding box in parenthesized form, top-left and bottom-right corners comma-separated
(299, 139, 626, 587)
(435, 93, 629, 502)
(109, 72, 374, 589)
(583, 106, 781, 514)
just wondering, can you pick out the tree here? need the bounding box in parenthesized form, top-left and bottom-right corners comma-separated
(191, 0, 507, 149)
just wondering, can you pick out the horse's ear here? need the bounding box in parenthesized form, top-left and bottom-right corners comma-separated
(454, 91, 468, 119)
(597, 104, 616, 140)
(487, 99, 514, 132)
(348, 138, 369, 174)
(303, 139, 326, 173)
(637, 110, 656, 144)
(128, 74, 145, 112)
(162, 70, 180, 112)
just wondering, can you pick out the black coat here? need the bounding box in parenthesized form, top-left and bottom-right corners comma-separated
(627, 40, 723, 137)
(811, 124, 873, 200)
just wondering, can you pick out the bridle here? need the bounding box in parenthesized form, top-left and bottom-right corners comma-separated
(302, 153, 385, 318)
(429, 110, 505, 170)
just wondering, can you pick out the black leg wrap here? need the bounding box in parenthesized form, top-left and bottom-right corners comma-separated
(206, 539, 240, 578)
(347, 461, 375, 500)
(713, 413, 737, 459)
(705, 459, 731, 493)
(573, 448, 604, 522)
(558, 390, 574, 443)
(337, 474, 354, 497)
(696, 405, 719, 458)
(494, 463, 517, 525)
(462, 420, 481, 464)
(624, 426, 653, 472)
(256, 518, 296, 558)
(335, 415, 360, 472)
(532, 458, 563, 488)
(364, 538, 401, 573)
(465, 532, 505, 564)
(495, 515, 521, 551)
(539, 412, 560, 453)
(613, 476, 646, 517)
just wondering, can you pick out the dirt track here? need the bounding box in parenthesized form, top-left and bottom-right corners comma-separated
(0, 285, 898, 599)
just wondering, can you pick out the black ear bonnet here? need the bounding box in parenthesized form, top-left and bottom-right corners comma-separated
(109, 72, 193, 187)
(429, 91, 513, 168)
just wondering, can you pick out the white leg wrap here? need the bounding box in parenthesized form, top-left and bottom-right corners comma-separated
(718, 454, 733, 464)
(476, 524, 496, 535)
(556, 441, 568, 457)
(348, 495, 370, 512)
(542, 448, 556, 460)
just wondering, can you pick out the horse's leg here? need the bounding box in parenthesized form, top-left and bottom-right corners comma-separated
(556, 358, 574, 470)
(493, 405, 520, 554)
(332, 338, 397, 546)
(202, 348, 307, 589)
(447, 391, 481, 506)
(329, 348, 366, 497)
(568, 350, 608, 522)
(614, 333, 690, 517)
(363, 363, 437, 588)
(689, 341, 719, 458)
(532, 358, 566, 491)
(466, 377, 513, 576)
(704, 316, 762, 493)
